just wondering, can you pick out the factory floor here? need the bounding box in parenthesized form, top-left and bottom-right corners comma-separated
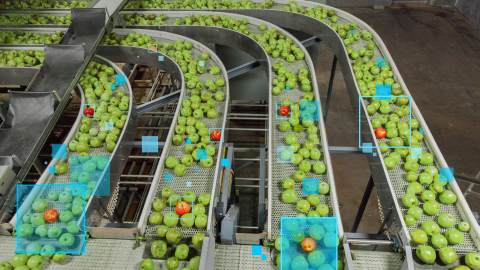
(233, 3, 480, 245)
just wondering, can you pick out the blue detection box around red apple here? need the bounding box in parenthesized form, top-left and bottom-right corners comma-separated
(376, 58, 387, 68)
(280, 217, 338, 270)
(221, 159, 229, 167)
(359, 95, 412, 149)
(276, 102, 292, 120)
(302, 178, 319, 195)
(169, 196, 194, 219)
(16, 184, 86, 254)
(115, 75, 126, 86)
(208, 128, 224, 143)
(197, 149, 207, 160)
(277, 146, 295, 164)
(147, 44, 157, 53)
(52, 144, 67, 159)
(69, 155, 111, 196)
(81, 104, 95, 118)
(299, 101, 320, 122)
(439, 167, 454, 182)
(375, 85, 392, 101)
(142, 136, 158, 153)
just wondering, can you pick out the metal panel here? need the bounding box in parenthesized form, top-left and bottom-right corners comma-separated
(456, 0, 480, 30)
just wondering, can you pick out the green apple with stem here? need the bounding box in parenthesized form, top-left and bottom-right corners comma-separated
(439, 247, 458, 265)
(445, 229, 464, 244)
(404, 215, 415, 226)
(282, 178, 295, 189)
(465, 253, 480, 269)
(195, 214, 208, 229)
(421, 220, 440, 236)
(296, 199, 310, 213)
(402, 194, 418, 208)
(307, 195, 320, 206)
(52, 253, 66, 264)
(313, 161, 326, 174)
(163, 212, 179, 227)
(438, 213, 455, 228)
(198, 193, 211, 206)
(416, 246, 436, 263)
(458, 221, 470, 232)
(152, 198, 166, 211)
(316, 204, 329, 217)
(151, 240, 167, 258)
(140, 258, 154, 270)
(0, 261, 12, 270)
(423, 200, 440, 215)
(431, 233, 448, 249)
(282, 189, 298, 203)
(294, 170, 306, 182)
(421, 190, 436, 202)
(440, 190, 457, 204)
(11, 254, 28, 268)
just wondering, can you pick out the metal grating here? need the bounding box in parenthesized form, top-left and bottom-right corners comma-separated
(0, 236, 190, 269)
(144, 40, 228, 238)
(215, 244, 276, 270)
(351, 250, 403, 270)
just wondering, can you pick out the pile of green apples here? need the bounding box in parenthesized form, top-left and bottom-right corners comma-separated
(140, 254, 201, 270)
(0, 49, 44, 67)
(1, 252, 67, 270)
(69, 60, 129, 155)
(272, 63, 311, 96)
(149, 188, 210, 229)
(124, 0, 273, 9)
(0, 13, 72, 25)
(0, 30, 64, 45)
(0, 0, 90, 9)
(69, 155, 110, 199)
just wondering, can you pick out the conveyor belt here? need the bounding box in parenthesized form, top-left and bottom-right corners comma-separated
(351, 250, 404, 270)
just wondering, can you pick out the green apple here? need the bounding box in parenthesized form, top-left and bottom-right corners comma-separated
(298, 160, 311, 172)
(309, 224, 325, 241)
(407, 206, 423, 219)
(439, 247, 458, 265)
(286, 134, 298, 145)
(0, 261, 12, 270)
(180, 213, 195, 227)
(59, 211, 73, 223)
(421, 190, 436, 202)
(47, 225, 62, 239)
(195, 214, 208, 229)
(198, 193, 211, 206)
(26, 242, 42, 256)
(307, 195, 320, 206)
(162, 188, 173, 200)
(465, 253, 480, 269)
(282, 189, 298, 203)
(407, 182, 423, 195)
(438, 213, 455, 228)
(404, 161, 419, 172)
(282, 178, 295, 189)
(431, 233, 448, 249)
(419, 172, 433, 185)
(190, 256, 200, 270)
(316, 204, 329, 217)
(296, 199, 310, 213)
(175, 244, 189, 261)
(416, 246, 436, 263)
(313, 161, 326, 174)
(66, 221, 79, 234)
(423, 200, 440, 215)
(174, 164, 187, 176)
(279, 121, 291, 132)
(48, 190, 59, 201)
(155, 226, 169, 238)
(404, 215, 415, 226)
(11, 254, 28, 268)
(429, 182, 444, 194)
(420, 153, 433, 165)
(410, 229, 428, 245)
(30, 213, 44, 227)
(458, 221, 470, 232)
(52, 253, 66, 264)
(421, 220, 440, 236)
(35, 224, 48, 237)
(439, 190, 457, 204)
(166, 229, 182, 245)
(192, 232, 205, 249)
(151, 240, 167, 258)
(26, 255, 44, 269)
(140, 258, 154, 270)
(59, 191, 73, 204)
(192, 204, 205, 216)
(402, 194, 418, 208)
(59, 233, 75, 247)
(32, 198, 48, 211)
(445, 229, 464, 244)
(310, 149, 321, 160)
(152, 199, 166, 211)
(275, 236, 289, 251)
(149, 212, 163, 225)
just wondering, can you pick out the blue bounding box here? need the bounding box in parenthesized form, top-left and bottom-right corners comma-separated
(48, 166, 56, 173)
(197, 149, 207, 160)
(81, 104, 95, 117)
(439, 167, 454, 183)
(280, 217, 338, 270)
(252, 245, 262, 256)
(375, 85, 392, 100)
(164, 173, 173, 182)
(277, 146, 295, 164)
(209, 128, 224, 143)
(69, 155, 111, 196)
(16, 184, 86, 254)
(411, 147, 422, 159)
(299, 101, 320, 121)
(376, 58, 386, 67)
(111, 85, 116, 90)
(302, 178, 319, 195)
(276, 102, 292, 120)
(169, 196, 194, 219)
(221, 159, 229, 167)
(105, 122, 113, 130)
(142, 136, 158, 153)
(115, 75, 126, 85)
(148, 44, 157, 53)
(362, 143, 372, 153)
(52, 144, 67, 159)
(186, 139, 191, 145)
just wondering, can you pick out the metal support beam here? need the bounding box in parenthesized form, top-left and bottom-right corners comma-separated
(351, 175, 374, 233)
(227, 60, 261, 79)
(129, 141, 165, 149)
(301, 37, 321, 47)
(258, 145, 266, 233)
(328, 146, 363, 154)
(136, 90, 180, 115)
(324, 55, 337, 123)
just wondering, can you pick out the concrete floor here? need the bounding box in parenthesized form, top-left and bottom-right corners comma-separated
(313, 4, 480, 235)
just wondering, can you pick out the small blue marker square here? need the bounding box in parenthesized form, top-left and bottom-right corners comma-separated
(302, 178, 319, 195)
(439, 167, 454, 182)
(52, 144, 67, 159)
(197, 149, 207, 160)
(362, 143, 372, 153)
(377, 58, 386, 68)
(349, 29, 355, 35)
(252, 245, 262, 256)
(199, 61, 205, 67)
(420, 129, 424, 134)
(411, 147, 422, 159)
(186, 139, 191, 145)
(262, 255, 267, 260)
(48, 166, 56, 173)
(373, 153, 377, 156)
(105, 122, 113, 130)
(142, 136, 158, 153)
(44, 161, 47, 164)
(164, 174, 173, 182)
(221, 159, 229, 167)
(376, 85, 392, 100)
(111, 85, 116, 90)
(286, 87, 290, 91)
(186, 181, 192, 187)
(195, 168, 198, 171)
(158, 56, 164, 61)
(115, 75, 126, 85)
